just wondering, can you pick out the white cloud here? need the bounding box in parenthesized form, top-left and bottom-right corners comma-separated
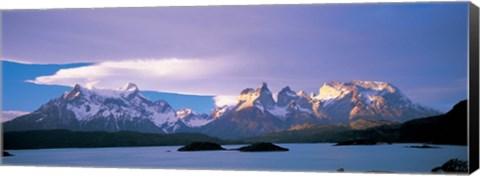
(1, 57, 33, 64)
(27, 58, 263, 96)
(213, 95, 238, 107)
(2, 110, 29, 122)
(26, 58, 324, 107)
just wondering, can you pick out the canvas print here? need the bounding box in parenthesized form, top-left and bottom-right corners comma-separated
(1, 2, 475, 174)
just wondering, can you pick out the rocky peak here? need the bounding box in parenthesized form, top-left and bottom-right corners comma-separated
(350, 80, 397, 93)
(64, 84, 88, 100)
(279, 86, 296, 96)
(120, 82, 139, 92)
(237, 82, 275, 111)
(240, 88, 255, 95)
(256, 82, 270, 93)
(277, 86, 298, 107)
(297, 90, 311, 100)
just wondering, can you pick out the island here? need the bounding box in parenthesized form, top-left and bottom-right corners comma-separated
(404, 144, 439, 149)
(3, 151, 14, 157)
(177, 142, 226, 152)
(333, 139, 378, 146)
(236, 142, 289, 152)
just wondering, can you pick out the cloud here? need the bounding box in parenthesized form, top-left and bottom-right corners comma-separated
(27, 58, 267, 96)
(213, 95, 238, 107)
(2, 110, 29, 122)
(1, 57, 33, 64)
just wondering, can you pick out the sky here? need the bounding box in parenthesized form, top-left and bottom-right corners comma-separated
(1, 2, 469, 114)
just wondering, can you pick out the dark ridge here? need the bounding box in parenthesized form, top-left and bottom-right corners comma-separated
(3, 129, 234, 150)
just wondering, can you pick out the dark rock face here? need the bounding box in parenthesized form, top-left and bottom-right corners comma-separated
(3, 151, 14, 157)
(236, 142, 289, 152)
(177, 142, 225, 152)
(431, 159, 468, 173)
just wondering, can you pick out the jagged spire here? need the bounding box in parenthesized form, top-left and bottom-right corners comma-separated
(64, 84, 84, 100)
(121, 82, 139, 92)
(257, 82, 270, 92)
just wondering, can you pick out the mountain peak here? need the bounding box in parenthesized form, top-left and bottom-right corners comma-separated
(297, 90, 308, 98)
(176, 108, 194, 119)
(71, 84, 88, 92)
(63, 84, 88, 100)
(240, 88, 255, 95)
(237, 82, 275, 111)
(280, 86, 292, 92)
(120, 82, 139, 92)
(278, 86, 295, 94)
(349, 80, 396, 92)
(256, 82, 270, 92)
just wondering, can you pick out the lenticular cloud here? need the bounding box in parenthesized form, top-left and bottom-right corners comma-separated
(26, 58, 252, 101)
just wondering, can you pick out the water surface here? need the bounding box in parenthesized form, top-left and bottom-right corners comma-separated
(2, 143, 467, 173)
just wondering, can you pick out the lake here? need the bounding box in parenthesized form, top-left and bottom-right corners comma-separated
(2, 143, 467, 173)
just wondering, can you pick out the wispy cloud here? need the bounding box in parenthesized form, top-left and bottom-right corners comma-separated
(2, 110, 29, 122)
(1, 57, 33, 64)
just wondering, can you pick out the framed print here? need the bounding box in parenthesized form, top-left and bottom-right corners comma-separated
(1, 1, 479, 174)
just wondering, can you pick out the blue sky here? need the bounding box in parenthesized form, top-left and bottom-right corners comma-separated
(2, 61, 216, 113)
(2, 2, 469, 113)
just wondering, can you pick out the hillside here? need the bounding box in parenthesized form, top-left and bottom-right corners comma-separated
(3, 129, 235, 150)
(246, 100, 467, 145)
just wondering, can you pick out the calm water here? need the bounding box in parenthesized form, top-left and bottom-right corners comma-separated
(2, 143, 467, 173)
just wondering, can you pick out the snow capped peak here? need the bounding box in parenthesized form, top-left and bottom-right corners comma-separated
(54, 82, 185, 133)
(73, 84, 82, 90)
(212, 105, 231, 119)
(120, 82, 139, 92)
(63, 84, 88, 100)
(176, 108, 215, 127)
(176, 108, 194, 119)
(316, 82, 346, 101)
(315, 81, 399, 101)
(237, 82, 275, 111)
(349, 80, 396, 92)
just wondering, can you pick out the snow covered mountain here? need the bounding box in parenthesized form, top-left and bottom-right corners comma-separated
(3, 83, 206, 133)
(4, 80, 440, 139)
(202, 81, 440, 139)
(311, 81, 439, 122)
(176, 109, 216, 127)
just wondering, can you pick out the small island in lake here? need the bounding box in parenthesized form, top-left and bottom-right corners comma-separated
(177, 142, 226, 152)
(405, 144, 439, 149)
(3, 151, 14, 157)
(333, 139, 379, 146)
(236, 142, 289, 152)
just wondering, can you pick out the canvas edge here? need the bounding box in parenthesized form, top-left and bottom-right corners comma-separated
(468, 1, 479, 174)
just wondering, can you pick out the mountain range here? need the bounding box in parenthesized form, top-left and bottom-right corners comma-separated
(3, 81, 440, 139)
